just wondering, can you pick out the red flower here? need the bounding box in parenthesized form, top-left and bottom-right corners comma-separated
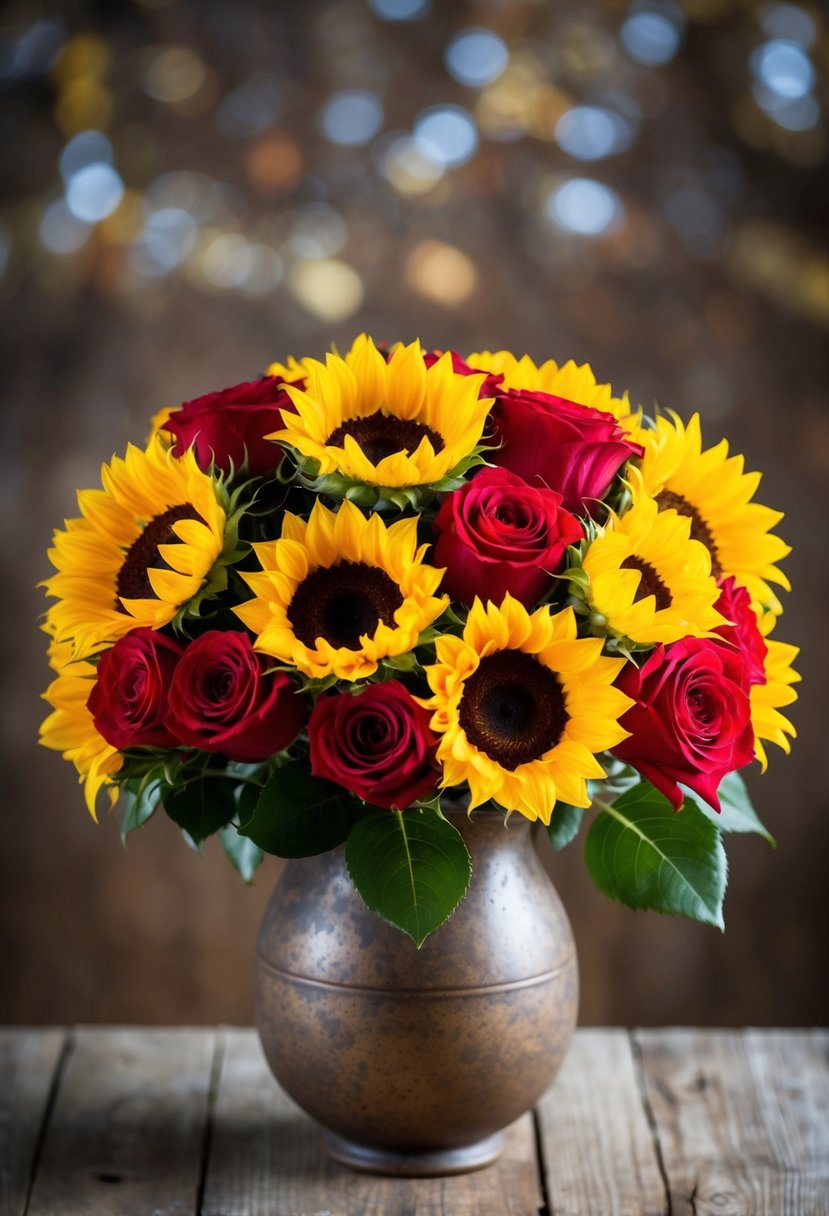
(612, 637, 755, 812)
(308, 681, 439, 810)
(88, 628, 184, 749)
(713, 576, 768, 687)
(488, 389, 642, 514)
(166, 376, 295, 478)
(166, 631, 304, 761)
(433, 467, 582, 608)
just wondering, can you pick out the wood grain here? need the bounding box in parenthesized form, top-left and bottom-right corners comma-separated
(535, 1027, 668, 1216)
(202, 1027, 544, 1216)
(0, 1029, 65, 1216)
(635, 1028, 829, 1216)
(25, 1027, 216, 1216)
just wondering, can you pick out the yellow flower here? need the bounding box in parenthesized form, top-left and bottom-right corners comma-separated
(635, 412, 791, 612)
(235, 499, 447, 681)
(751, 612, 800, 771)
(43, 439, 227, 660)
(422, 596, 632, 824)
(272, 335, 492, 490)
(40, 654, 120, 819)
(582, 487, 725, 645)
(466, 348, 640, 434)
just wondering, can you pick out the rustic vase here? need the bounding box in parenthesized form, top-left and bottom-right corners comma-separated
(255, 806, 578, 1177)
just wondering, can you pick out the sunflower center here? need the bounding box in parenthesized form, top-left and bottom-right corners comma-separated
(116, 504, 204, 604)
(619, 555, 672, 611)
(326, 413, 445, 465)
(288, 561, 404, 650)
(656, 490, 722, 577)
(458, 649, 567, 771)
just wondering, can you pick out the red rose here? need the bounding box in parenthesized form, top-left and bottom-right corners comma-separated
(433, 468, 582, 608)
(88, 628, 184, 749)
(166, 376, 295, 478)
(612, 638, 755, 812)
(308, 681, 439, 810)
(713, 577, 768, 686)
(488, 389, 642, 514)
(166, 631, 304, 761)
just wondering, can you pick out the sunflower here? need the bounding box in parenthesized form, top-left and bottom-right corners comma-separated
(40, 654, 121, 819)
(271, 335, 492, 490)
(634, 412, 790, 612)
(235, 499, 447, 681)
(466, 349, 640, 435)
(43, 439, 227, 660)
(422, 596, 632, 824)
(582, 486, 724, 646)
(751, 612, 800, 771)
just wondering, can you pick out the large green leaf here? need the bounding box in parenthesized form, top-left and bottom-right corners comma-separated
(239, 759, 366, 857)
(119, 777, 165, 843)
(585, 782, 727, 929)
(546, 803, 585, 851)
(164, 776, 237, 845)
(682, 771, 775, 846)
(346, 809, 471, 948)
(219, 825, 264, 883)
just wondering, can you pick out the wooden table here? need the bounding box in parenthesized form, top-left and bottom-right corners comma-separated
(2, 1027, 827, 1215)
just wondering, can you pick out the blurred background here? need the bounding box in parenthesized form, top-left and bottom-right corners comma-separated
(1, 0, 827, 1028)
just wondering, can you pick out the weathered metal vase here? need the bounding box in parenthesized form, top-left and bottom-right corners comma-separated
(255, 807, 578, 1176)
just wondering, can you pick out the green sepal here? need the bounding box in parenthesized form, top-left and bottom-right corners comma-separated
(585, 781, 727, 929)
(345, 808, 471, 947)
(239, 758, 367, 857)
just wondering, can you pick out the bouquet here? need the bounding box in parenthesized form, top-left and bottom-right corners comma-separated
(40, 336, 799, 945)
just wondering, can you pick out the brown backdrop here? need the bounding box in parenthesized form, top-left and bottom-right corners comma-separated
(1, 0, 827, 1027)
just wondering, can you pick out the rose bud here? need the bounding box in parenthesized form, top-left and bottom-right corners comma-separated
(612, 637, 755, 812)
(713, 576, 768, 687)
(88, 628, 184, 750)
(166, 631, 304, 761)
(488, 389, 643, 514)
(308, 680, 439, 810)
(433, 468, 582, 609)
(166, 376, 296, 478)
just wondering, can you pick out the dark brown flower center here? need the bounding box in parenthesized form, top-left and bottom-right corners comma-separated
(620, 555, 672, 611)
(458, 649, 567, 770)
(656, 489, 721, 577)
(116, 504, 204, 604)
(287, 561, 404, 650)
(326, 413, 445, 465)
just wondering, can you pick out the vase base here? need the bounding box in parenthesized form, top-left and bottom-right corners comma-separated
(323, 1129, 506, 1177)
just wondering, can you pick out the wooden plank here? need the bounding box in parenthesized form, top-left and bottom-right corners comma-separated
(202, 1028, 543, 1216)
(0, 1030, 65, 1216)
(635, 1028, 829, 1216)
(535, 1028, 668, 1216)
(25, 1027, 216, 1216)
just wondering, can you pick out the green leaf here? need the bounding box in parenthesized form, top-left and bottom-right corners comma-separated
(239, 759, 366, 857)
(546, 802, 585, 850)
(585, 782, 728, 929)
(682, 771, 775, 847)
(345, 809, 472, 947)
(119, 778, 165, 844)
(164, 776, 237, 845)
(219, 825, 264, 883)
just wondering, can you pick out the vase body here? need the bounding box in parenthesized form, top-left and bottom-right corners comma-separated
(255, 809, 578, 1176)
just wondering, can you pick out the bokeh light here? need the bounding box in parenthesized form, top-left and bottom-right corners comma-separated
(445, 29, 509, 88)
(546, 178, 623, 236)
(368, 0, 430, 21)
(620, 6, 684, 66)
(319, 90, 384, 147)
(65, 164, 124, 223)
(414, 105, 479, 167)
(555, 106, 632, 161)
